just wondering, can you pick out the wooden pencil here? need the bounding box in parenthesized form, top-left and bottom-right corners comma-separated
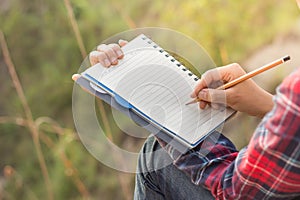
(186, 55, 291, 105)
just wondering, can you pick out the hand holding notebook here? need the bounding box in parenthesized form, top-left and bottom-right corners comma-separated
(74, 34, 236, 150)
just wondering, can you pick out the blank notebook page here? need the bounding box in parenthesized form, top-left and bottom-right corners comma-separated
(83, 35, 233, 145)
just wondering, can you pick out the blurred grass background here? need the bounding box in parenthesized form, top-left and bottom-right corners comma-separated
(0, 0, 299, 199)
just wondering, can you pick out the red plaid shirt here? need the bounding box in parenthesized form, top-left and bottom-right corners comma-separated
(161, 68, 300, 199)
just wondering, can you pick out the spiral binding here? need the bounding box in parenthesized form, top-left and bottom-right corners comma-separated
(141, 36, 199, 82)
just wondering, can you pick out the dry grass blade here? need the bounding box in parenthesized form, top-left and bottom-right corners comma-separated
(63, 1, 134, 199)
(34, 116, 91, 198)
(0, 116, 27, 126)
(0, 30, 54, 200)
(63, 0, 87, 58)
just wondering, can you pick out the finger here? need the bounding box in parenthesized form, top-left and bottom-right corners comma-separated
(118, 39, 128, 47)
(197, 88, 227, 104)
(89, 50, 111, 67)
(191, 69, 223, 98)
(191, 63, 244, 98)
(199, 101, 207, 109)
(97, 44, 118, 65)
(72, 74, 81, 81)
(216, 63, 244, 82)
(108, 43, 124, 59)
(89, 51, 99, 66)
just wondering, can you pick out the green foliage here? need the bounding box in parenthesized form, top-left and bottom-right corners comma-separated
(0, 0, 299, 199)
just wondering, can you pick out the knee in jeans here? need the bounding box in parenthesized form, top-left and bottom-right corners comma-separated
(137, 136, 173, 173)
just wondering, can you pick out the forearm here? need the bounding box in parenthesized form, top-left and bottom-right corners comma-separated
(252, 85, 274, 118)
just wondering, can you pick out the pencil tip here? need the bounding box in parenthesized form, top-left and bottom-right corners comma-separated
(186, 98, 201, 105)
(185, 102, 192, 105)
(283, 55, 291, 62)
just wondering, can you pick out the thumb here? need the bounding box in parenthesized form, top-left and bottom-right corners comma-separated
(72, 74, 81, 81)
(197, 88, 227, 104)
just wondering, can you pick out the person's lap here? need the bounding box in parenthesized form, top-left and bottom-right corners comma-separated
(134, 136, 214, 200)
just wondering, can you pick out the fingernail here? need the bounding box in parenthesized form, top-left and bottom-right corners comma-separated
(119, 39, 126, 44)
(110, 57, 117, 63)
(190, 93, 196, 98)
(104, 59, 110, 67)
(72, 74, 79, 81)
(116, 50, 123, 57)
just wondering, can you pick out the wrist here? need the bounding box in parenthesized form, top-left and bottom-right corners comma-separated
(257, 91, 274, 118)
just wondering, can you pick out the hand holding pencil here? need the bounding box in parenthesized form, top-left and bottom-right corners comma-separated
(189, 56, 290, 118)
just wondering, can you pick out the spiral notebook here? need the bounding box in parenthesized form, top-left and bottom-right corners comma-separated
(77, 34, 236, 150)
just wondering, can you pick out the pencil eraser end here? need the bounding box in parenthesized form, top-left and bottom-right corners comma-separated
(283, 55, 291, 62)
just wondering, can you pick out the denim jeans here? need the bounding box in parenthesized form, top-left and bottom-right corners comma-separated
(134, 136, 214, 200)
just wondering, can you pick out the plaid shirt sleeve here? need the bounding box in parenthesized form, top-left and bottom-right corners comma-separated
(158, 68, 300, 200)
